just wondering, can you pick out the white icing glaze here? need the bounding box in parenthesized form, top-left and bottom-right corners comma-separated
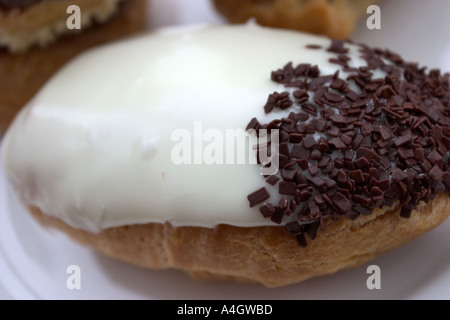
(2, 23, 368, 232)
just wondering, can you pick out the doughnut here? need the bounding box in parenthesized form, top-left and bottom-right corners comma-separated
(0, 0, 146, 133)
(2, 23, 450, 287)
(212, 0, 380, 39)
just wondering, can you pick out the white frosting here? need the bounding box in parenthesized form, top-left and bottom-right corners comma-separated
(2, 23, 368, 232)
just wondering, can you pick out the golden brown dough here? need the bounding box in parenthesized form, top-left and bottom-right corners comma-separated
(29, 193, 450, 287)
(213, 0, 378, 39)
(1, 0, 126, 52)
(0, 0, 147, 134)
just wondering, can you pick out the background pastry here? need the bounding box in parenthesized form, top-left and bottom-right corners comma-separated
(0, 0, 147, 133)
(213, 0, 379, 39)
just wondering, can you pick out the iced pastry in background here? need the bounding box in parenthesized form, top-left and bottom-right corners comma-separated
(0, 0, 147, 133)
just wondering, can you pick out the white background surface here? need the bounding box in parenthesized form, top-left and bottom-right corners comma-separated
(1, 0, 450, 300)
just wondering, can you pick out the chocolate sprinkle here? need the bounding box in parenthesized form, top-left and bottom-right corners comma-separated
(305, 44, 322, 50)
(246, 38, 450, 246)
(266, 175, 280, 186)
(279, 181, 297, 195)
(259, 203, 275, 218)
(247, 187, 270, 207)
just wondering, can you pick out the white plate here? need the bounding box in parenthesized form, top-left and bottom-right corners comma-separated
(1, 160, 450, 300)
(1, 0, 450, 300)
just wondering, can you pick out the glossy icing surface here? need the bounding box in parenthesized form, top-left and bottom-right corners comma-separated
(2, 24, 367, 232)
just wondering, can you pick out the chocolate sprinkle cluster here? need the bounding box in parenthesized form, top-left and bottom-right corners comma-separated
(246, 39, 450, 247)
